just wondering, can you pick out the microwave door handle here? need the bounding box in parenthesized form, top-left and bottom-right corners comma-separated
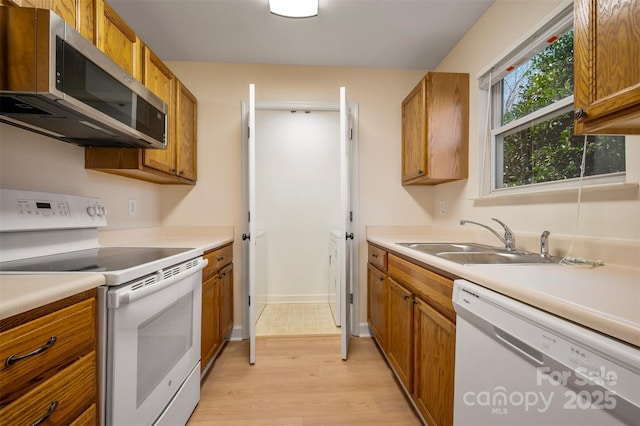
(108, 259, 208, 308)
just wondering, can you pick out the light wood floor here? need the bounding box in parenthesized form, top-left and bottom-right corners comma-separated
(187, 336, 421, 425)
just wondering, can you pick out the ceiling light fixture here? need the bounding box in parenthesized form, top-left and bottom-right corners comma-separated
(269, 0, 318, 18)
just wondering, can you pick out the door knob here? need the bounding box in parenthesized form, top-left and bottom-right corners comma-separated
(242, 233, 250, 241)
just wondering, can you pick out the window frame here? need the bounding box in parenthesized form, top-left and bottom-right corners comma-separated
(477, 1, 627, 198)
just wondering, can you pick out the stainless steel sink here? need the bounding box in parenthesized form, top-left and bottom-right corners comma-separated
(436, 251, 560, 265)
(397, 242, 561, 265)
(398, 242, 495, 254)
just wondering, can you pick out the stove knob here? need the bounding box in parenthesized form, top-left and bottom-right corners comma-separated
(87, 206, 97, 217)
(97, 206, 107, 217)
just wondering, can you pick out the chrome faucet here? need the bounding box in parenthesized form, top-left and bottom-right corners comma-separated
(540, 230, 550, 257)
(460, 218, 517, 252)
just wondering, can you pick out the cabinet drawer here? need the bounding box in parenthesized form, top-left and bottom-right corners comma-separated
(0, 352, 96, 425)
(368, 244, 387, 271)
(388, 254, 455, 322)
(0, 298, 96, 406)
(204, 244, 233, 278)
(69, 403, 97, 426)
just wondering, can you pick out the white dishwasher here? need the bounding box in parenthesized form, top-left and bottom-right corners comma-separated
(452, 279, 640, 426)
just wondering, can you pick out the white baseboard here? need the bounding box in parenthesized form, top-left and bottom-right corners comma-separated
(229, 325, 244, 341)
(358, 323, 372, 337)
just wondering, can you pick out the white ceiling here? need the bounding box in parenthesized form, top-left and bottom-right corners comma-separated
(109, 0, 494, 69)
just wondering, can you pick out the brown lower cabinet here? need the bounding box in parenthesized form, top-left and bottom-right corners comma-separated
(0, 289, 98, 425)
(201, 244, 233, 377)
(367, 243, 456, 426)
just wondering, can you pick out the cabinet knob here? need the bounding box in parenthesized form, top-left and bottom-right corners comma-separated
(172, 168, 177, 173)
(418, 169, 424, 175)
(411, 300, 418, 305)
(403, 294, 410, 301)
(573, 108, 586, 119)
(379, 276, 384, 282)
(179, 170, 185, 175)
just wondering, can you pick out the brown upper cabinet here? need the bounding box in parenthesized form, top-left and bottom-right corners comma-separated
(574, 0, 640, 135)
(82, 2, 198, 184)
(2, 0, 96, 40)
(95, 0, 141, 80)
(401, 72, 469, 185)
(175, 80, 198, 181)
(140, 45, 177, 175)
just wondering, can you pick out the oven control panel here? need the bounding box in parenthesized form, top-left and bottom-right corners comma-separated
(0, 188, 108, 231)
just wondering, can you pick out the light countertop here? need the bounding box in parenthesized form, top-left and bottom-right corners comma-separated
(0, 274, 105, 320)
(0, 227, 234, 320)
(367, 232, 640, 348)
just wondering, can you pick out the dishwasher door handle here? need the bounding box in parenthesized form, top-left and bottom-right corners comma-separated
(494, 326, 544, 364)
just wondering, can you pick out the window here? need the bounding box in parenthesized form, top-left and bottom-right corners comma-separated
(480, 5, 625, 194)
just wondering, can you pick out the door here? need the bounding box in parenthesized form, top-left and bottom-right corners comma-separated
(105, 263, 205, 426)
(339, 87, 352, 360)
(247, 83, 257, 365)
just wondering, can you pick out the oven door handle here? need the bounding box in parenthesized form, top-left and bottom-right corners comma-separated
(108, 258, 208, 308)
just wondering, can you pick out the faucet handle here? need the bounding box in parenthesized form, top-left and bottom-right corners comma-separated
(490, 218, 516, 251)
(540, 230, 550, 257)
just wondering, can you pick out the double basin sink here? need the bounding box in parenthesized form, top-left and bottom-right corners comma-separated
(398, 242, 561, 265)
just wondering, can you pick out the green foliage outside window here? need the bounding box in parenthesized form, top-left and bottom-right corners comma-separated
(496, 30, 625, 188)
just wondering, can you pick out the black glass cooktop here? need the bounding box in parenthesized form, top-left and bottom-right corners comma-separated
(0, 247, 193, 273)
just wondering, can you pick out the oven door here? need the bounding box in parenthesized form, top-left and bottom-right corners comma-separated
(102, 258, 206, 426)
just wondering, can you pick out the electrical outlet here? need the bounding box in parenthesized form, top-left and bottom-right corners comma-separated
(439, 199, 446, 215)
(128, 198, 137, 217)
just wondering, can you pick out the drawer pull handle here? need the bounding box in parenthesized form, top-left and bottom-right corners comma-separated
(6, 336, 57, 367)
(217, 256, 224, 261)
(372, 254, 378, 258)
(32, 400, 58, 426)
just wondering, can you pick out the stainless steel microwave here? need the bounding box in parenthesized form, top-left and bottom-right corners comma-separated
(0, 7, 167, 149)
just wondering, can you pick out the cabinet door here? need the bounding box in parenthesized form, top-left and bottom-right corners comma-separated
(386, 278, 413, 391)
(219, 264, 234, 340)
(142, 45, 176, 174)
(95, 0, 141, 80)
(574, 0, 640, 134)
(201, 275, 219, 373)
(413, 298, 456, 426)
(29, 0, 95, 41)
(367, 263, 386, 350)
(175, 80, 197, 181)
(401, 78, 427, 181)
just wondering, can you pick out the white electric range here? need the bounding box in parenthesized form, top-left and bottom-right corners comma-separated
(0, 188, 206, 426)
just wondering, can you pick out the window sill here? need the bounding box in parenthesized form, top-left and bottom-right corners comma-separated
(471, 181, 638, 204)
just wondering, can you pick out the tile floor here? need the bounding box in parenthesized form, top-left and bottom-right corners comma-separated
(255, 303, 341, 336)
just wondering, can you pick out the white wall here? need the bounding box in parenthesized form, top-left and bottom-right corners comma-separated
(0, 123, 162, 229)
(255, 109, 341, 302)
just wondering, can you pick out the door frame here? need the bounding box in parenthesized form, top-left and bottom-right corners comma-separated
(240, 99, 360, 343)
